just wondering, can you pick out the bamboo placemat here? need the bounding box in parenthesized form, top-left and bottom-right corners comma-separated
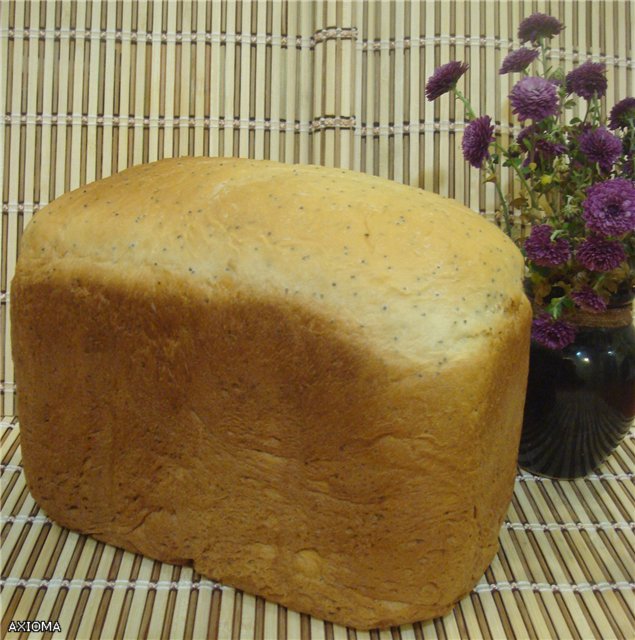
(2, 417, 634, 639)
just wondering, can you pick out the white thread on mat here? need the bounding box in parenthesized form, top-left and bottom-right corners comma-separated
(1, 576, 632, 595)
(516, 470, 635, 482)
(2, 437, 632, 482)
(472, 581, 635, 594)
(2, 114, 359, 132)
(358, 39, 633, 67)
(354, 122, 524, 136)
(3, 113, 501, 133)
(3, 203, 42, 215)
(2, 27, 633, 68)
(0, 463, 22, 473)
(313, 27, 358, 43)
(0, 28, 352, 48)
(503, 521, 634, 533)
(0, 28, 314, 47)
(4, 513, 633, 533)
(2, 458, 634, 484)
(357, 37, 634, 68)
(1, 515, 51, 524)
(0, 576, 224, 592)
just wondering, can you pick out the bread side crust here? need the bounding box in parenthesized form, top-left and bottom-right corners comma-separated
(12, 259, 531, 629)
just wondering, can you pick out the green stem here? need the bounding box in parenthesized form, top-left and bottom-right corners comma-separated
(492, 140, 539, 211)
(540, 40, 549, 76)
(452, 88, 518, 236)
(590, 95, 600, 123)
(485, 157, 512, 237)
(453, 87, 477, 121)
(621, 116, 635, 177)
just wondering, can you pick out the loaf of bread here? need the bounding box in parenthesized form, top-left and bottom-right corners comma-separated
(12, 157, 531, 629)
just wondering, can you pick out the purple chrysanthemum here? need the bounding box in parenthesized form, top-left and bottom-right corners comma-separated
(579, 127, 623, 173)
(582, 178, 635, 236)
(566, 61, 608, 100)
(462, 116, 495, 168)
(621, 154, 635, 179)
(499, 47, 540, 74)
(571, 286, 608, 313)
(510, 77, 559, 122)
(609, 97, 635, 130)
(517, 125, 567, 166)
(531, 314, 576, 350)
(524, 224, 572, 266)
(516, 125, 539, 149)
(533, 139, 568, 165)
(576, 235, 627, 272)
(518, 13, 565, 44)
(425, 61, 469, 101)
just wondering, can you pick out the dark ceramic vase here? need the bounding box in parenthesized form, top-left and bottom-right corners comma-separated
(518, 304, 635, 479)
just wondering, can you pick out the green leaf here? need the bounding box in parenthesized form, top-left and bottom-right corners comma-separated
(546, 295, 573, 320)
(509, 196, 528, 208)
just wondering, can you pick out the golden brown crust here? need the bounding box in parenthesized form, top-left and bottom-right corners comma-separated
(12, 158, 531, 629)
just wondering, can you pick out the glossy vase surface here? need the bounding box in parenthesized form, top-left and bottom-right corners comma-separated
(519, 315, 635, 479)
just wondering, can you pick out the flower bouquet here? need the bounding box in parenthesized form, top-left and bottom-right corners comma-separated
(425, 11, 635, 477)
(425, 12, 635, 351)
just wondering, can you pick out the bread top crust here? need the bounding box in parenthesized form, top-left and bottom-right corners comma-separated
(18, 156, 528, 364)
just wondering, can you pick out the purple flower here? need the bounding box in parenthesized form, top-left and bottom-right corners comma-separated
(510, 77, 559, 122)
(583, 178, 635, 236)
(621, 154, 635, 179)
(425, 61, 469, 101)
(462, 116, 495, 168)
(531, 314, 576, 350)
(516, 125, 536, 152)
(534, 139, 568, 165)
(499, 48, 540, 74)
(571, 286, 608, 313)
(576, 236, 627, 272)
(579, 127, 623, 173)
(518, 13, 565, 45)
(524, 225, 572, 266)
(566, 61, 608, 100)
(517, 126, 567, 166)
(609, 97, 635, 130)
